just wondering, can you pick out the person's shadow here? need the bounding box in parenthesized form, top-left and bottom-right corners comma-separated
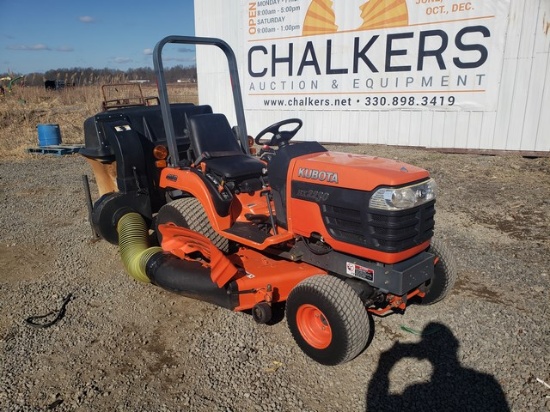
(366, 322, 510, 411)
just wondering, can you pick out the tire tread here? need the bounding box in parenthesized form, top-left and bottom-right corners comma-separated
(287, 275, 370, 365)
(157, 198, 229, 252)
(422, 238, 457, 305)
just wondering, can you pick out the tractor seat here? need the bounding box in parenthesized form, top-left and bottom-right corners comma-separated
(187, 113, 265, 181)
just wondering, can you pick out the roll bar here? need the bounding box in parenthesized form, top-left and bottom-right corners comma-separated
(153, 35, 249, 166)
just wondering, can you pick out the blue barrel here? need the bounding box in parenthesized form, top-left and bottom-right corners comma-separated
(37, 124, 62, 146)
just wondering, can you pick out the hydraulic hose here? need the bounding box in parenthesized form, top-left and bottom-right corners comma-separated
(117, 212, 162, 283)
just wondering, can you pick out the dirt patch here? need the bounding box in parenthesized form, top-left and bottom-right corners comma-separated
(0, 148, 548, 411)
(0, 243, 54, 283)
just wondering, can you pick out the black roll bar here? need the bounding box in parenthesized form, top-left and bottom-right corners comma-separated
(153, 35, 249, 166)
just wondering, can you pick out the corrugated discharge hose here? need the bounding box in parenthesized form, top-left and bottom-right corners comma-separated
(117, 212, 162, 283)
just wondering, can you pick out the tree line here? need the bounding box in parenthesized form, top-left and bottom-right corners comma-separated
(0, 65, 197, 87)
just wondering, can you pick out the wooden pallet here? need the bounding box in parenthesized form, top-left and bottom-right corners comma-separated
(27, 145, 83, 156)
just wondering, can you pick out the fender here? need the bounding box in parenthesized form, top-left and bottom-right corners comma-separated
(159, 167, 233, 230)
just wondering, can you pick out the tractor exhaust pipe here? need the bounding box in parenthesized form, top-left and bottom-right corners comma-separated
(116, 212, 237, 309)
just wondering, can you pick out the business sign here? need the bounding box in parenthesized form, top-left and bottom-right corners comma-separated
(244, 0, 509, 111)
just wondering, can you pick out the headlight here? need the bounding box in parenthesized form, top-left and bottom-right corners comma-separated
(369, 179, 437, 211)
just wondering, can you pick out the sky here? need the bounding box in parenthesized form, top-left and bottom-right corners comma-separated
(0, 0, 196, 74)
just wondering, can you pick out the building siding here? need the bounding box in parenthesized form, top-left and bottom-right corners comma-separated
(194, 0, 549, 154)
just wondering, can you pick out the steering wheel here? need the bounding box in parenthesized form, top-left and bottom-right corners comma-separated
(254, 118, 303, 147)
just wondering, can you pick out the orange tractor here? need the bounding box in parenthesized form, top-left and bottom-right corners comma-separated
(81, 36, 456, 365)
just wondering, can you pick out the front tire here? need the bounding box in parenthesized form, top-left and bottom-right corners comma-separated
(286, 275, 370, 365)
(421, 238, 457, 305)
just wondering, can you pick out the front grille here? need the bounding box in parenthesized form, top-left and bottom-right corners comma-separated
(291, 181, 435, 253)
(323, 201, 435, 253)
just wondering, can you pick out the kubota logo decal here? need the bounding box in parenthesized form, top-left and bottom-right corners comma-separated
(297, 167, 339, 183)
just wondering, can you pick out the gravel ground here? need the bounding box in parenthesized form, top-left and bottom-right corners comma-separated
(0, 147, 549, 411)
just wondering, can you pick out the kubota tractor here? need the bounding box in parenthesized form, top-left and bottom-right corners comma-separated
(80, 36, 456, 365)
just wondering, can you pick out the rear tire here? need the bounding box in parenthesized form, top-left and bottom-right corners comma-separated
(286, 275, 370, 365)
(421, 238, 457, 305)
(156, 197, 230, 253)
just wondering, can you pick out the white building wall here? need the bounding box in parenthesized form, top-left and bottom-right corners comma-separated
(194, 0, 550, 154)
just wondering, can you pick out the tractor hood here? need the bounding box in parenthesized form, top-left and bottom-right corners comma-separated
(290, 151, 430, 191)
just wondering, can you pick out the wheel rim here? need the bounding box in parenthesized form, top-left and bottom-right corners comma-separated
(296, 304, 332, 349)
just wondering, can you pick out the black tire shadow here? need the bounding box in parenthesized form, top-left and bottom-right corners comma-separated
(366, 322, 510, 412)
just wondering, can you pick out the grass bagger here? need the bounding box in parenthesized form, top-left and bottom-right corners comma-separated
(80, 36, 457, 366)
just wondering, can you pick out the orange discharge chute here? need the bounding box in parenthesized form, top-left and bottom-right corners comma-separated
(158, 224, 238, 287)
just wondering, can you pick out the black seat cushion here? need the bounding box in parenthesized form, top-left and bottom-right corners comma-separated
(203, 156, 265, 180)
(187, 113, 265, 180)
